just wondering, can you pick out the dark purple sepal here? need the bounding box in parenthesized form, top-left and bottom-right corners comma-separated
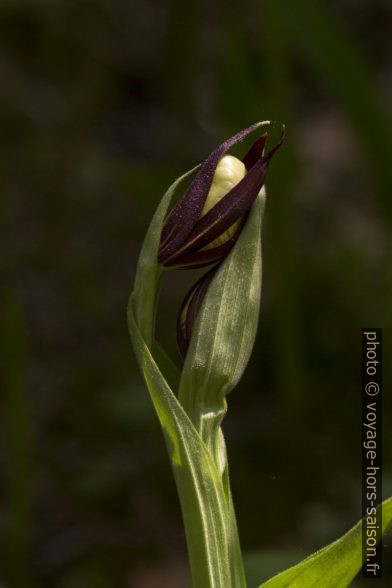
(162, 129, 285, 264)
(242, 133, 267, 171)
(177, 266, 218, 359)
(158, 122, 267, 264)
(164, 222, 244, 269)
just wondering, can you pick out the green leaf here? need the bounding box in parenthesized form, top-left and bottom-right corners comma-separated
(179, 188, 265, 451)
(131, 165, 198, 347)
(259, 496, 392, 587)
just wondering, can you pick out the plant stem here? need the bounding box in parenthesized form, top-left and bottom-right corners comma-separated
(170, 440, 247, 588)
(173, 391, 247, 588)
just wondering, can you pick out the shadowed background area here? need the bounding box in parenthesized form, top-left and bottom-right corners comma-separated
(0, 0, 391, 586)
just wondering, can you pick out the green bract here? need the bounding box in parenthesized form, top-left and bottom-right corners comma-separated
(179, 189, 264, 448)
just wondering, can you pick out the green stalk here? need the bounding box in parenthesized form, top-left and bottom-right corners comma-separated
(172, 461, 247, 588)
(128, 300, 238, 587)
(176, 388, 247, 586)
(173, 389, 246, 587)
(171, 447, 233, 588)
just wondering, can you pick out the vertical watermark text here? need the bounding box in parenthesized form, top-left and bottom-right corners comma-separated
(362, 329, 382, 578)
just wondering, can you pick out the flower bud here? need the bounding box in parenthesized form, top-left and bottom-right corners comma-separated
(158, 122, 284, 269)
(177, 267, 217, 359)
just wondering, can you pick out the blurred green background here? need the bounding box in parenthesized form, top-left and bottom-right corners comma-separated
(0, 0, 391, 586)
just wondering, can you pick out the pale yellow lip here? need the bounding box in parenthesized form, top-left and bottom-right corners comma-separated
(199, 155, 246, 250)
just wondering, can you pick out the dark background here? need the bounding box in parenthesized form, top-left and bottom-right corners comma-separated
(0, 0, 391, 586)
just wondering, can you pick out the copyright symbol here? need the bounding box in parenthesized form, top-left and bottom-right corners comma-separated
(365, 382, 379, 396)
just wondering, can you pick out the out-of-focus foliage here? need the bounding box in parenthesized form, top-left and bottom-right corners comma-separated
(0, 1, 391, 586)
